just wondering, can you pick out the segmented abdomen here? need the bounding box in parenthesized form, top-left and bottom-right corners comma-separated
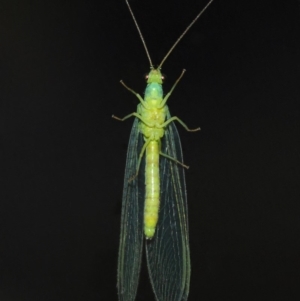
(144, 140, 160, 239)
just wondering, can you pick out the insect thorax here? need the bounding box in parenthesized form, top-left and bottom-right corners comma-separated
(138, 79, 167, 140)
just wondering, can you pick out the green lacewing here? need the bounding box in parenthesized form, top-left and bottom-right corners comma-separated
(113, 1, 214, 300)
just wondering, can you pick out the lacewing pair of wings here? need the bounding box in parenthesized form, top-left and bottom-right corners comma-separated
(118, 111, 190, 301)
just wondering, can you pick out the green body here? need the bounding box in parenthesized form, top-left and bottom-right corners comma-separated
(139, 69, 167, 238)
(117, 68, 193, 238)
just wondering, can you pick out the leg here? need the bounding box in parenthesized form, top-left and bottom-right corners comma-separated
(112, 112, 141, 122)
(160, 69, 186, 108)
(120, 80, 147, 107)
(161, 116, 201, 132)
(129, 138, 151, 182)
(112, 112, 155, 128)
(160, 151, 189, 169)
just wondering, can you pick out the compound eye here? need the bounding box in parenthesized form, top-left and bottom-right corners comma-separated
(144, 73, 149, 81)
(161, 73, 166, 82)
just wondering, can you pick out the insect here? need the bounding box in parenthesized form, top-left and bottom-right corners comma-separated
(113, 0, 214, 300)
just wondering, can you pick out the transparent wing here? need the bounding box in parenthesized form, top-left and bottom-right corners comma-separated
(146, 107, 191, 301)
(117, 118, 145, 301)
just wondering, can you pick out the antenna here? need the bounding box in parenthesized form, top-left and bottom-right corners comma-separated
(125, 0, 153, 67)
(158, 0, 215, 69)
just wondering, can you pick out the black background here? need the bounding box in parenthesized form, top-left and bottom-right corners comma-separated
(1, 0, 300, 300)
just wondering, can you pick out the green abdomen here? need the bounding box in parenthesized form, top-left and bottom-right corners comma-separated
(144, 141, 160, 238)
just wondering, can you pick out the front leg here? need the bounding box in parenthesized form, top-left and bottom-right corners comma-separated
(159, 69, 186, 108)
(120, 80, 148, 108)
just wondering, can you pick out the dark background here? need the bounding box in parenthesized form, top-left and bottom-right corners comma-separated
(1, 0, 300, 300)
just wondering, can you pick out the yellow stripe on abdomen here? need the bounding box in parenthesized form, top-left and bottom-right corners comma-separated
(144, 140, 160, 239)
